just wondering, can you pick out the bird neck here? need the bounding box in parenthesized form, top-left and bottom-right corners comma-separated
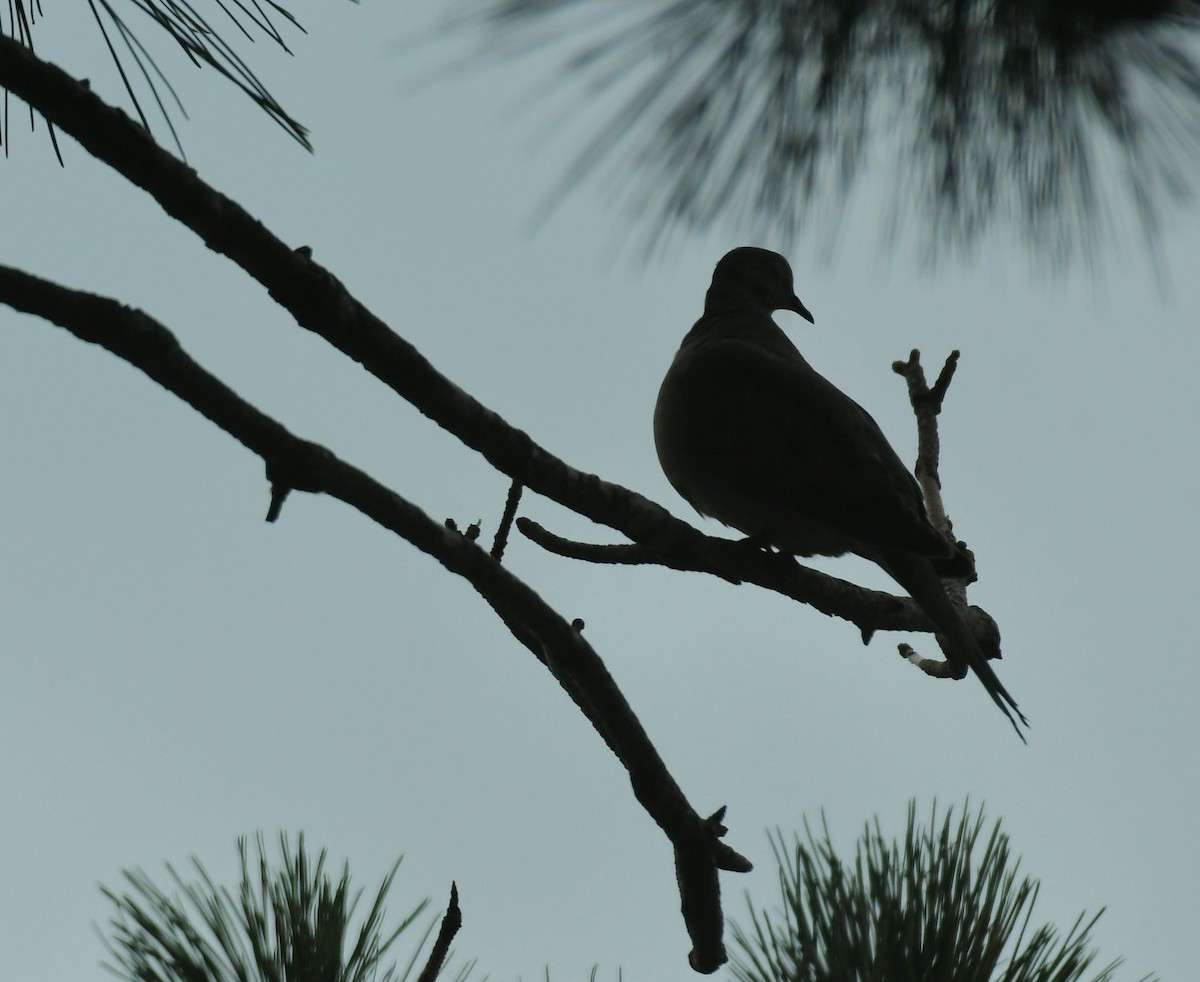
(685, 305, 803, 364)
(703, 283, 768, 316)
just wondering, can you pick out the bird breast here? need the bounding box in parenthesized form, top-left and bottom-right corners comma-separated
(653, 344, 860, 559)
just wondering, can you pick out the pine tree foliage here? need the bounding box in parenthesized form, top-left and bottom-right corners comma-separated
(454, 0, 1200, 270)
(730, 801, 1156, 982)
(100, 834, 468, 982)
(0, 0, 308, 153)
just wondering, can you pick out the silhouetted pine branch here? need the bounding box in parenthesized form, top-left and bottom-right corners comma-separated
(453, 0, 1200, 271)
(1, 0, 309, 154)
(730, 801, 1156, 982)
(100, 834, 475, 982)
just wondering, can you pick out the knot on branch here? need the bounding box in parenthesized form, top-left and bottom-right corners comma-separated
(264, 442, 336, 522)
(445, 517, 483, 542)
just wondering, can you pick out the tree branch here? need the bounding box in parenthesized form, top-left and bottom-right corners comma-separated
(490, 479, 523, 560)
(891, 348, 1003, 671)
(0, 43, 1008, 968)
(0, 264, 744, 973)
(892, 348, 958, 531)
(516, 514, 997, 650)
(0, 36, 985, 656)
(517, 349, 1001, 664)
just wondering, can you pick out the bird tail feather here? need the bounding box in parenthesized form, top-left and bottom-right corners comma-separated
(880, 552, 1028, 741)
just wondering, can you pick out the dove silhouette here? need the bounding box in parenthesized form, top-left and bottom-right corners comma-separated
(654, 247, 1026, 738)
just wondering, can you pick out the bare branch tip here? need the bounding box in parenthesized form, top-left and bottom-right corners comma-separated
(415, 878, 463, 982)
(704, 806, 728, 835)
(720, 847, 754, 874)
(892, 349, 923, 379)
(688, 948, 728, 975)
(931, 350, 961, 400)
(265, 484, 289, 523)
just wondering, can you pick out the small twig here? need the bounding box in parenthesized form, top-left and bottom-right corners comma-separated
(890, 349, 1006, 680)
(416, 882, 462, 982)
(519, 517, 962, 643)
(266, 484, 289, 523)
(491, 479, 523, 560)
(892, 348, 959, 529)
(265, 442, 336, 523)
(518, 516, 668, 566)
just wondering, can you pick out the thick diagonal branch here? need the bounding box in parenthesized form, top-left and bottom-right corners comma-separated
(0, 266, 745, 973)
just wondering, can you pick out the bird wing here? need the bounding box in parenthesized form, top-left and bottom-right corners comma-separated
(668, 334, 955, 560)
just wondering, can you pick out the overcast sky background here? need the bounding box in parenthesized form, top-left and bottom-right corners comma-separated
(2, 3, 1196, 980)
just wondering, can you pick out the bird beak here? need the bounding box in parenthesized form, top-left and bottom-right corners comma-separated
(787, 295, 815, 323)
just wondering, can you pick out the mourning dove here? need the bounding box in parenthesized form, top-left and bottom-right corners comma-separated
(654, 246, 1026, 738)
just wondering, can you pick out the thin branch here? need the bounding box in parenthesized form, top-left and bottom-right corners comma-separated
(490, 479, 523, 560)
(518, 516, 674, 567)
(516, 516, 997, 651)
(0, 264, 746, 973)
(890, 348, 1003, 674)
(892, 347, 959, 528)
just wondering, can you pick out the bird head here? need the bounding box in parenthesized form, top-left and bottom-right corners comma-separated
(710, 247, 814, 323)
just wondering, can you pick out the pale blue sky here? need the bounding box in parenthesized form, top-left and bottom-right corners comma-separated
(2, 4, 1196, 979)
